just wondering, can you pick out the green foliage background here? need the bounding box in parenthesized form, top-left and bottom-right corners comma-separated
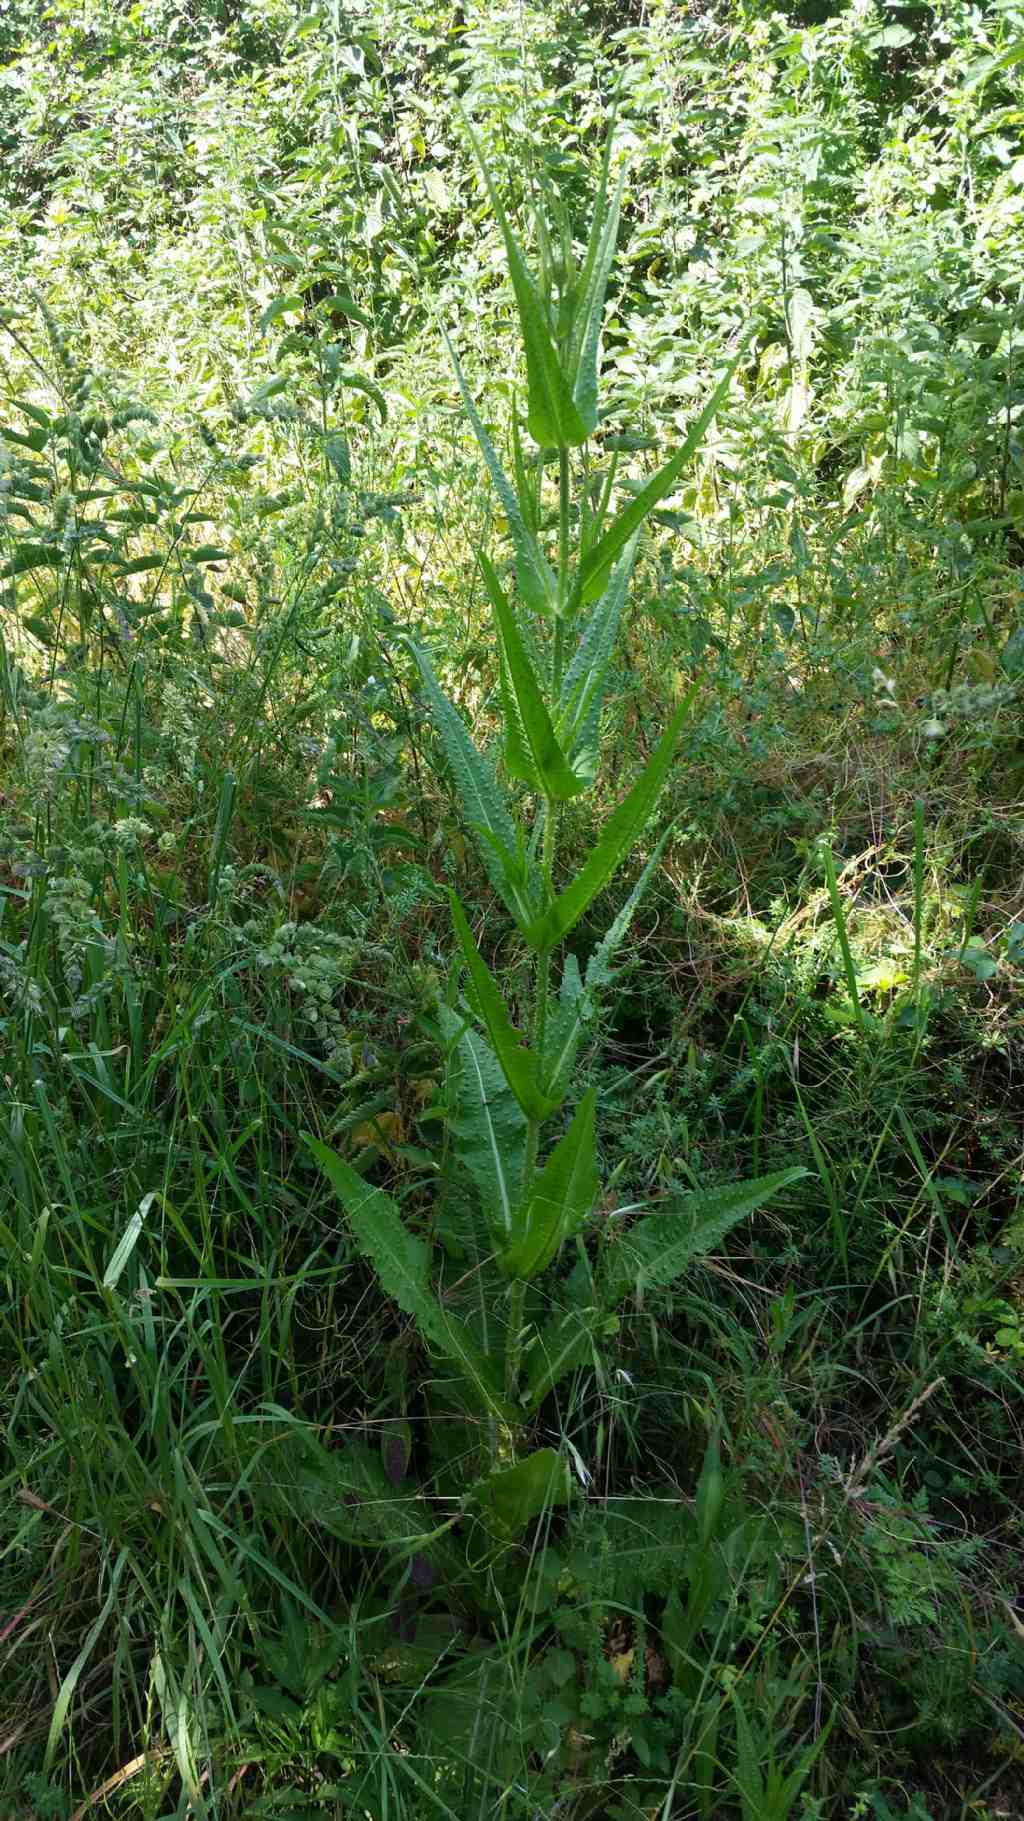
(2, 0, 1024, 1816)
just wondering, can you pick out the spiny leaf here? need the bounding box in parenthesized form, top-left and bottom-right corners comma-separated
(449, 891, 559, 1121)
(608, 1168, 807, 1299)
(585, 821, 677, 992)
(500, 1088, 598, 1280)
(408, 639, 538, 930)
(442, 1012, 525, 1244)
(576, 347, 744, 606)
(543, 956, 593, 1102)
(306, 1135, 510, 1418)
(538, 825, 675, 1108)
(526, 688, 698, 951)
(557, 537, 637, 779)
(570, 136, 626, 435)
(443, 329, 556, 617)
(478, 551, 582, 800)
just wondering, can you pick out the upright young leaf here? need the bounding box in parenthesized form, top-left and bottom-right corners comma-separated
(557, 537, 637, 779)
(570, 152, 625, 435)
(526, 688, 698, 951)
(449, 891, 560, 1121)
(500, 1088, 598, 1279)
(478, 552, 582, 800)
(497, 646, 542, 795)
(576, 348, 744, 606)
(306, 1135, 512, 1418)
(464, 119, 589, 449)
(537, 829, 676, 1106)
(408, 640, 538, 930)
(543, 955, 593, 1101)
(443, 331, 556, 616)
(510, 398, 540, 535)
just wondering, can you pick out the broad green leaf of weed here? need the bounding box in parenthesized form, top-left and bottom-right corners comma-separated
(306, 1135, 510, 1417)
(575, 347, 744, 605)
(470, 1447, 570, 1533)
(478, 550, 582, 800)
(500, 1087, 598, 1279)
(449, 890, 559, 1120)
(526, 689, 697, 950)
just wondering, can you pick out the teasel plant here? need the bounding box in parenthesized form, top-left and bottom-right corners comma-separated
(308, 105, 804, 1534)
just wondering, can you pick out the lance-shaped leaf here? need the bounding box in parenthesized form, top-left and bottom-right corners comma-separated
(499, 1088, 598, 1279)
(440, 1009, 526, 1245)
(585, 821, 676, 992)
(306, 1135, 512, 1420)
(408, 639, 538, 931)
(464, 119, 589, 449)
(543, 955, 593, 1103)
(510, 397, 540, 535)
(604, 1168, 808, 1303)
(557, 536, 637, 780)
(478, 551, 583, 800)
(449, 891, 560, 1121)
(444, 330, 556, 616)
(575, 347, 744, 607)
(540, 827, 676, 1102)
(569, 131, 626, 435)
(498, 645, 541, 794)
(526, 688, 698, 951)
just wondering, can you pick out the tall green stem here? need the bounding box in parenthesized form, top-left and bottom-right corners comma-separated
(506, 437, 571, 1411)
(506, 800, 560, 1406)
(553, 444, 572, 692)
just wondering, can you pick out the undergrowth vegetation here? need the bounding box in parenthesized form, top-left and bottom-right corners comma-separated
(1, 0, 1024, 1816)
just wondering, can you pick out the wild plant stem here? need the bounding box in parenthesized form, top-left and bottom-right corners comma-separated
(504, 1277, 527, 1409)
(554, 444, 571, 692)
(507, 443, 571, 1411)
(505, 764, 562, 1408)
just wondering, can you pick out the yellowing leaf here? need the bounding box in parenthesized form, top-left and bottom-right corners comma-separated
(352, 1110, 403, 1150)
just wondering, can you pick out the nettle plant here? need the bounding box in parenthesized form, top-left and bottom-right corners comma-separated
(309, 116, 804, 1536)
